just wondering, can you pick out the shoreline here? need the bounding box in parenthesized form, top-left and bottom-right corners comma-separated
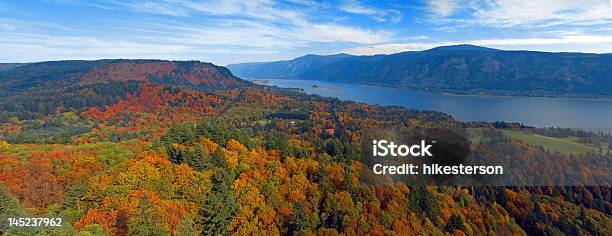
(246, 78, 612, 101)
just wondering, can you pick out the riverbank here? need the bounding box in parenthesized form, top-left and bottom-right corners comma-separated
(254, 78, 612, 128)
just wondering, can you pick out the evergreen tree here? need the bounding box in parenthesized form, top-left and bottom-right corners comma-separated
(79, 224, 106, 236)
(289, 201, 319, 233)
(265, 130, 292, 158)
(183, 145, 211, 172)
(1, 183, 23, 217)
(176, 215, 200, 236)
(200, 169, 236, 236)
(0, 184, 25, 233)
(446, 213, 466, 232)
(408, 186, 440, 225)
(196, 120, 230, 145)
(62, 182, 87, 210)
(128, 195, 170, 236)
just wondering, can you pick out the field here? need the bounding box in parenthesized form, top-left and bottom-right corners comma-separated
(501, 130, 599, 156)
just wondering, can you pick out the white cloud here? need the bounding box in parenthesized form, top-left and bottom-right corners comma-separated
(288, 23, 392, 44)
(0, 15, 391, 65)
(118, 1, 190, 16)
(88, 0, 392, 45)
(345, 33, 612, 55)
(471, 34, 612, 46)
(284, 0, 322, 7)
(10, 0, 611, 64)
(0, 32, 192, 61)
(91, 0, 308, 24)
(0, 0, 394, 64)
(346, 42, 446, 55)
(339, 0, 401, 22)
(426, 0, 460, 17)
(427, 0, 612, 28)
(121, 17, 390, 49)
(469, 0, 612, 28)
(0, 18, 78, 32)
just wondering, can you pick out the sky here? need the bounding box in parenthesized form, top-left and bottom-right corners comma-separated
(1, 0, 612, 65)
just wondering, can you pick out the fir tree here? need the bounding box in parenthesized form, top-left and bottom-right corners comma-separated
(128, 195, 170, 236)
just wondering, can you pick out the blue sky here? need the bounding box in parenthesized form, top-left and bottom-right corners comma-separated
(1, 0, 611, 65)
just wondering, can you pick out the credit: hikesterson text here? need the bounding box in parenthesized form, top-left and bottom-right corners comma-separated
(371, 139, 503, 175)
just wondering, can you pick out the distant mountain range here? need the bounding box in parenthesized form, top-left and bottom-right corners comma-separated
(228, 45, 612, 98)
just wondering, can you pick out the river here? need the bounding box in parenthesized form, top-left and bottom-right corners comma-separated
(256, 79, 612, 128)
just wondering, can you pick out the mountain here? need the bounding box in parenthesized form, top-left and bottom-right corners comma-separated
(0, 59, 244, 95)
(0, 63, 26, 71)
(0, 59, 248, 120)
(228, 45, 612, 97)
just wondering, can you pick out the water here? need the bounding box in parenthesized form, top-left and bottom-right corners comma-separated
(257, 79, 612, 128)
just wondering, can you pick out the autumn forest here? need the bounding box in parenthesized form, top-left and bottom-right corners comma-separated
(0, 60, 610, 235)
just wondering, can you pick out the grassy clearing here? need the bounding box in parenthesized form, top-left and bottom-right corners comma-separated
(470, 136, 491, 144)
(501, 130, 598, 156)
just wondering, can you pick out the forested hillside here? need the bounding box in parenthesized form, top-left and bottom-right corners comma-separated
(228, 45, 612, 97)
(0, 60, 610, 235)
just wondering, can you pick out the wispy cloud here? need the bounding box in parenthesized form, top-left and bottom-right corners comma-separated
(114, 0, 190, 16)
(284, 0, 322, 7)
(0, 18, 79, 32)
(0, 1, 392, 64)
(339, 0, 401, 22)
(471, 34, 612, 47)
(470, 0, 612, 28)
(0, 32, 192, 61)
(124, 18, 391, 48)
(425, 0, 460, 17)
(76, 0, 392, 44)
(426, 0, 612, 28)
(3, 0, 612, 64)
(87, 0, 309, 22)
(345, 33, 612, 55)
